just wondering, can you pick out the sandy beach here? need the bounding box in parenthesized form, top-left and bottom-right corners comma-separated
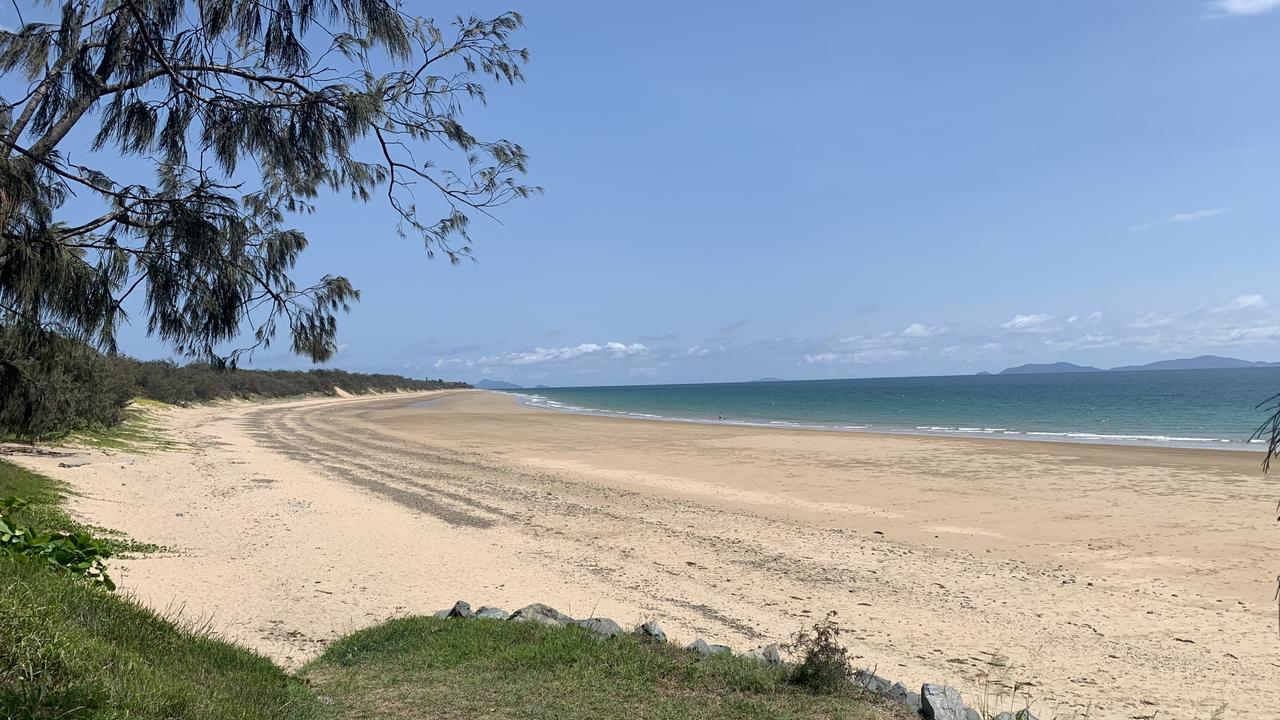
(11, 389, 1279, 719)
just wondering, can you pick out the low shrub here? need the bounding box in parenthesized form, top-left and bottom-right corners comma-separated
(0, 497, 114, 590)
(0, 324, 470, 439)
(786, 612, 854, 695)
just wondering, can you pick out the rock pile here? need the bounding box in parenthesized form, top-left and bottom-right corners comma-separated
(430, 600, 1037, 720)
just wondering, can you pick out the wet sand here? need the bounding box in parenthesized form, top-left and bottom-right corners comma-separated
(12, 390, 1279, 719)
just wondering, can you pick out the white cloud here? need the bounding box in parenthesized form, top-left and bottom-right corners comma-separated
(1044, 333, 1121, 352)
(685, 344, 725, 357)
(432, 294, 1280, 381)
(802, 352, 841, 365)
(1132, 311, 1174, 329)
(902, 323, 946, 338)
(1209, 0, 1280, 15)
(1169, 208, 1227, 222)
(801, 348, 911, 365)
(1130, 208, 1227, 231)
(1067, 311, 1103, 326)
(1222, 294, 1266, 311)
(507, 342, 646, 365)
(433, 341, 647, 369)
(1001, 313, 1053, 331)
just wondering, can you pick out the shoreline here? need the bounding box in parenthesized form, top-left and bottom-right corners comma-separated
(500, 389, 1268, 456)
(10, 390, 1278, 719)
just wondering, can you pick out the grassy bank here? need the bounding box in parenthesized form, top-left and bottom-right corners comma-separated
(69, 399, 180, 453)
(305, 617, 902, 720)
(0, 460, 898, 720)
(0, 459, 155, 554)
(0, 460, 325, 719)
(0, 555, 328, 720)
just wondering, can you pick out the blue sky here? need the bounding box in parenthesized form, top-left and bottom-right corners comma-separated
(41, 0, 1280, 385)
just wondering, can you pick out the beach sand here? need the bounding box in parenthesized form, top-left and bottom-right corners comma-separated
(11, 390, 1279, 719)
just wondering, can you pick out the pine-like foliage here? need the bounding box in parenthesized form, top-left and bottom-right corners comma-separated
(0, 0, 535, 365)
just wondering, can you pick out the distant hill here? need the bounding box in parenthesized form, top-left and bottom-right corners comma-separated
(475, 379, 523, 390)
(995, 355, 1280, 375)
(756, 377, 785, 382)
(1109, 355, 1280, 372)
(999, 362, 1103, 375)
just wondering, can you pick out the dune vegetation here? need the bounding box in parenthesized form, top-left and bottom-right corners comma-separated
(0, 459, 900, 720)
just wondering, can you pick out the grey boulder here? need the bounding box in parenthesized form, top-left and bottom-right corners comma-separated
(921, 684, 969, 720)
(447, 600, 474, 619)
(741, 644, 782, 666)
(432, 609, 451, 619)
(636, 620, 667, 643)
(685, 638, 732, 656)
(474, 606, 509, 620)
(508, 603, 573, 625)
(853, 669, 893, 695)
(887, 682, 922, 715)
(574, 617, 624, 638)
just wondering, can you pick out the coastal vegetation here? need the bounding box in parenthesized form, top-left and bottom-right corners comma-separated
(0, 333, 466, 440)
(1, 553, 329, 720)
(304, 616, 901, 720)
(0, 0, 531, 439)
(0, 458, 901, 720)
(1, 460, 316, 719)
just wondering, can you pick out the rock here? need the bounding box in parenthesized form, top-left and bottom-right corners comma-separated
(853, 669, 893, 695)
(685, 638, 732, 656)
(432, 609, 451, 619)
(921, 684, 968, 720)
(994, 711, 1038, 720)
(963, 709, 980, 720)
(574, 617, 623, 638)
(741, 644, 782, 666)
(887, 682, 922, 715)
(447, 600, 473, 619)
(636, 620, 667, 643)
(508, 603, 573, 625)
(474, 606, 509, 620)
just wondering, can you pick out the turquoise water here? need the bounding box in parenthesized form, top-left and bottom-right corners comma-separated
(508, 368, 1280, 449)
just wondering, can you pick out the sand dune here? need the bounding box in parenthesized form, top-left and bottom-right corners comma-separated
(13, 390, 1279, 719)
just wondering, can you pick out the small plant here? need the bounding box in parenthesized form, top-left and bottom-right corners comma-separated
(784, 611, 853, 694)
(0, 496, 115, 590)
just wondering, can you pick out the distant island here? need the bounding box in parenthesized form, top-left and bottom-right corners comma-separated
(999, 362, 1102, 375)
(475, 379, 523, 390)
(996, 355, 1280, 375)
(756, 377, 785, 382)
(1109, 355, 1280, 372)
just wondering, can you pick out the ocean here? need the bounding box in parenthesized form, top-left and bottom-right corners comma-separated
(508, 368, 1280, 450)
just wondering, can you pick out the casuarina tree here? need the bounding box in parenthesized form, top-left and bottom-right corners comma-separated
(0, 0, 535, 366)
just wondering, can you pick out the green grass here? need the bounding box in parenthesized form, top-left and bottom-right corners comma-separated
(0, 460, 316, 719)
(0, 555, 330, 720)
(0, 460, 157, 554)
(305, 617, 903, 720)
(69, 400, 179, 452)
(1, 460, 898, 720)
